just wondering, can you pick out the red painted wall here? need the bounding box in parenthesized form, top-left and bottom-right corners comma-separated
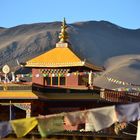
(32, 68, 44, 85)
(66, 74, 78, 87)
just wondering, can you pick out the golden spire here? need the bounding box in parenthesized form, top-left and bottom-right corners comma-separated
(59, 18, 68, 43)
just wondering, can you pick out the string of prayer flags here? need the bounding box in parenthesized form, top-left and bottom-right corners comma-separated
(0, 102, 139, 138)
(113, 87, 140, 92)
(105, 75, 140, 87)
(10, 117, 38, 137)
(106, 76, 130, 86)
(14, 71, 91, 79)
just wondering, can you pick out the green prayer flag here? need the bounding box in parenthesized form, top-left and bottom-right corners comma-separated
(38, 116, 64, 137)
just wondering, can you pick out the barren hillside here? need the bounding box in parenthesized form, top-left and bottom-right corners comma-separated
(0, 21, 140, 89)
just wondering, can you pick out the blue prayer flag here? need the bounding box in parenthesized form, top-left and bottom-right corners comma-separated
(0, 121, 12, 138)
(116, 102, 140, 122)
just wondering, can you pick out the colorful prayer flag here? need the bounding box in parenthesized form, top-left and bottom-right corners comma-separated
(0, 122, 12, 138)
(37, 115, 64, 137)
(116, 102, 140, 122)
(10, 117, 38, 137)
(86, 106, 118, 131)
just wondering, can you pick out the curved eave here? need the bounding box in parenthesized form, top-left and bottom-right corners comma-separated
(25, 61, 104, 72)
(25, 61, 85, 68)
(84, 62, 104, 72)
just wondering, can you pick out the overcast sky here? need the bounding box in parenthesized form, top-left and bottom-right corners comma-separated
(0, 0, 140, 29)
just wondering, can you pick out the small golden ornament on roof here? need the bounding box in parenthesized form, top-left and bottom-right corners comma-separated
(59, 18, 69, 43)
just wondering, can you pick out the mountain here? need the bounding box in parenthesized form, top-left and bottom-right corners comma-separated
(0, 20, 140, 89)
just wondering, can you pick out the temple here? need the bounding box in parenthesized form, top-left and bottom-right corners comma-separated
(23, 18, 107, 116)
(25, 18, 103, 89)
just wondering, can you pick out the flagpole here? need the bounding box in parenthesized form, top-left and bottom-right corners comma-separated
(9, 100, 12, 120)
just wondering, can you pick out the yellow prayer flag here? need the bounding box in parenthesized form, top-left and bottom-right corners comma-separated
(10, 117, 38, 137)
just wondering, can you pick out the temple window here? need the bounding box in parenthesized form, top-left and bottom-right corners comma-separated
(60, 77, 65, 85)
(52, 77, 58, 85)
(45, 76, 65, 86)
(45, 77, 51, 85)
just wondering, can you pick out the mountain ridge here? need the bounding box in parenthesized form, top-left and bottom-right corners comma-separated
(0, 20, 140, 89)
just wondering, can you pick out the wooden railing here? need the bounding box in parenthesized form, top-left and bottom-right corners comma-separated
(32, 83, 100, 94)
(0, 83, 32, 91)
(100, 89, 140, 103)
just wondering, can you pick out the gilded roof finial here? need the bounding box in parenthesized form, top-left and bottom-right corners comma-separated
(59, 18, 68, 43)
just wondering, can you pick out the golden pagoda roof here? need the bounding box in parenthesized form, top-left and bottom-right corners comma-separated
(0, 90, 38, 99)
(24, 19, 103, 71)
(25, 43, 103, 71)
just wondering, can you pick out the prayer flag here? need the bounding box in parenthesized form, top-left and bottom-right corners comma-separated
(116, 102, 140, 122)
(10, 117, 38, 137)
(38, 115, 64, 137)
(86, 106, 117, 131)
(0, 122, 12, 138)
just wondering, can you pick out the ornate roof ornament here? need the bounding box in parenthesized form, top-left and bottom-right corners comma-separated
(59, 18, 69, 43)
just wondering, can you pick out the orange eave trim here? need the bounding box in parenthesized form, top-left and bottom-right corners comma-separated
(25, 61, 104, 72)
(0, 91, 38, 99)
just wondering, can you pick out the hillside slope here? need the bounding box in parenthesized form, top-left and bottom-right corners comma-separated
(0, 21, 140, 89)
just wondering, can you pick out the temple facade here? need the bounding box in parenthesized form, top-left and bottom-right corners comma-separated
(25, 18, 103, 89)
(23, 19, 108, 115)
